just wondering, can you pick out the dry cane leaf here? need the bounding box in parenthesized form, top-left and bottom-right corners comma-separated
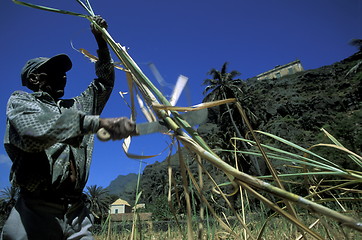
(122, 136, 160, 159)
(152, 98, 236, 112)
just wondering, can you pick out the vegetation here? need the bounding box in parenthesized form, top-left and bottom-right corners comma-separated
(137, 51, 362, 238)
(85, 185, 115, 224)
(5, 1, 362, 239)
(0, 186, 19, 232)
(93, 211, 362, 240)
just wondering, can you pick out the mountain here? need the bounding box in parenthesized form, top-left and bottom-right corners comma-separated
(137, 51, 362, 205)
(105, 173, 138, 202)
(105, 51, 361, 206)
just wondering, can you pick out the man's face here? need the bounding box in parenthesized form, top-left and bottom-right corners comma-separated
(36, 70, 67, 99)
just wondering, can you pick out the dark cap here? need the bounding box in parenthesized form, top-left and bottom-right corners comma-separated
(21, 54, 72, 86)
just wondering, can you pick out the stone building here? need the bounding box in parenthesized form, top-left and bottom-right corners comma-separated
(256, 60, 304, 80)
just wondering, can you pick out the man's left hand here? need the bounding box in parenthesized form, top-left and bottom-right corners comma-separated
(91, 15, 108, 36)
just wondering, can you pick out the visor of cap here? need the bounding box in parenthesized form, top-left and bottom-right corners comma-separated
(38, 54, 72, 73)
(21, 54, 72, 85)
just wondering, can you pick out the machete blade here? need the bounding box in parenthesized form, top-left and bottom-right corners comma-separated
(97, 108, 208, 141)
(135, 121, 169, 136)
(135, 108, 208, 136)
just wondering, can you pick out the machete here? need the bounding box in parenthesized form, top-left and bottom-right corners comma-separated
(97, 108, 208, 141)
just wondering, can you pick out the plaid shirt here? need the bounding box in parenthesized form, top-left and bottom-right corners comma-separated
(4, 48, 114, 194)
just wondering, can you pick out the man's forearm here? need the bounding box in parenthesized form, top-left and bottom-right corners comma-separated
(95, 34, 108, 50)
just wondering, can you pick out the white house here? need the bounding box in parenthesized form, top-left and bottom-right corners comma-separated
(109, 198, 132, 214)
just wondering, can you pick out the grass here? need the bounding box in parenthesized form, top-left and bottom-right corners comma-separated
(93, 210, 362, 240)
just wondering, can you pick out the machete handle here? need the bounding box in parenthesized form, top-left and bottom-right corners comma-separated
(97, 128, 111, 142)
(96, 127, 140, 141)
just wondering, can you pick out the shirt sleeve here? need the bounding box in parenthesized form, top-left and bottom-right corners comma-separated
(6, 91, 99, 152)
(95, 48, 115, 86)
(75, 48, 115, 115)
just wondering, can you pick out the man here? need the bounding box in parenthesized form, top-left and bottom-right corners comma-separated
(1, 16, 135, 239)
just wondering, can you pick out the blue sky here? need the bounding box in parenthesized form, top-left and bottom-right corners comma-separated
(0, 0, 361, 190)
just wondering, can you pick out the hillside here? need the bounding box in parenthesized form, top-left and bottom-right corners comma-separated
(244, 51, 361, 149)
(105, 173, 138, 202)
(110, 51, 362, 205)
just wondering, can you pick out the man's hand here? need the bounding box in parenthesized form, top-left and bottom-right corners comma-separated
(91, 15, 108, 36)
(99, 117, 136, 140)
(91, 15, 108, 49)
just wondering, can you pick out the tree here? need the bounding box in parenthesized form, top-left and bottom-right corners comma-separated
(349, 38, 362, 51)
(0, 186, 19, 215)
(85, 185, 112, 223)
(203, 62, 245, 137)
(202, 62, 263, 175)
(147, 195, 173, 221)
(0, 186, 19, 231)
(203, 62, 244, 101)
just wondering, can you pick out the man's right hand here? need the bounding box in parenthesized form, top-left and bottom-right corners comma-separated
(99, 117, 136, 140)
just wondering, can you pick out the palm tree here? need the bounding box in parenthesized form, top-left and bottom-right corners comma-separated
(349, 38, 362, 51)
(203, 62, 244, 100)
(85, 185, 112, 222)
(0, 186, 19, 216)
(203, 62, 244, 137)
(346, 39, 362, 76)
(202, 62, 262, 175)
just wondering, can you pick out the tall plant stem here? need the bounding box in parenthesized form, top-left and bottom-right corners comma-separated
(178, 135, 362, 232)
